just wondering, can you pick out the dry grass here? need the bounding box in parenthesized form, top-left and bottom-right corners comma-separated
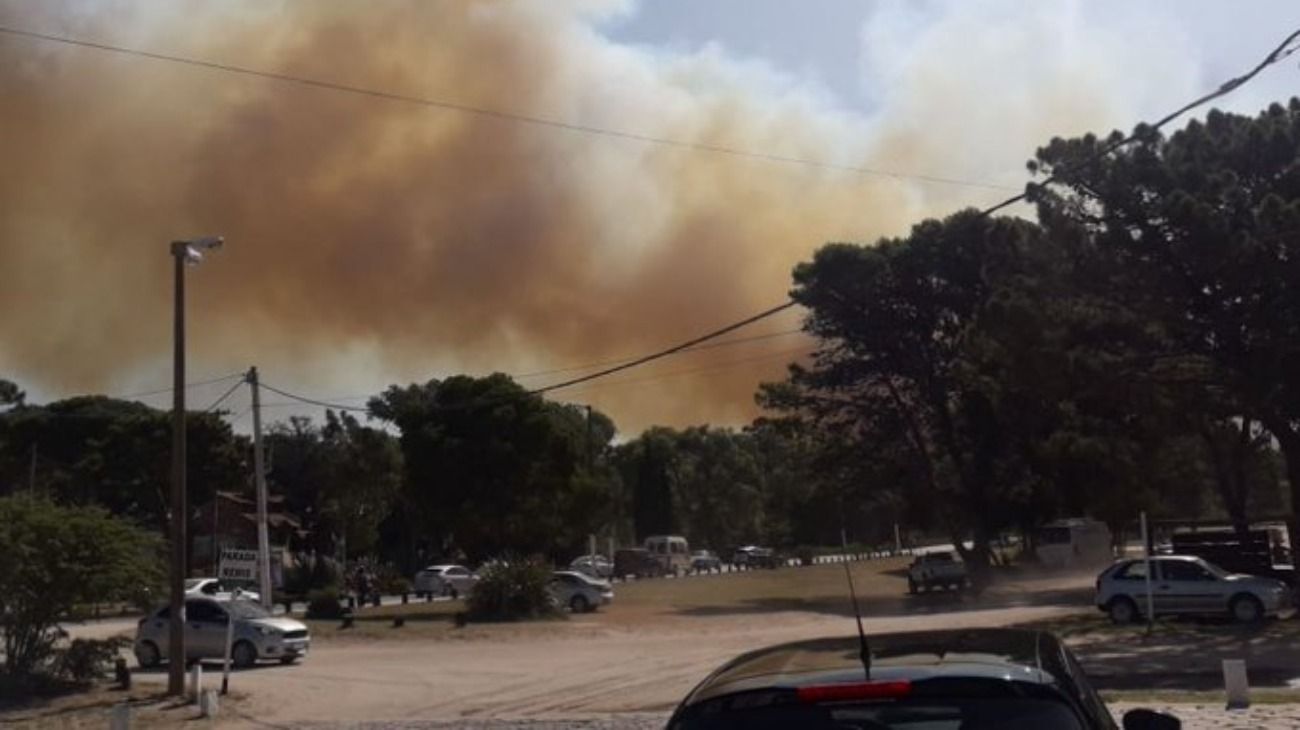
(0, 684, 249, 728)
(306, 557, 918, 641)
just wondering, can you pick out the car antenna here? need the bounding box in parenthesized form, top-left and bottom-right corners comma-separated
(842, 562, 871, 679)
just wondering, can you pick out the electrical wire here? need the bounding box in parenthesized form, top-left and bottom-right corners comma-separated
(112, 371, 244, 400)
(203, 378, 247, 413)
(512, 327, 806, 380)
(551, 345, 815, 396)
(529, 301, 798, 394)
(980, 26, 1300, 217)
(0, 24, 1015, 192)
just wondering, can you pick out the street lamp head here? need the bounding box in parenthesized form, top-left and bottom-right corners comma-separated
(171, 236, 224, 264)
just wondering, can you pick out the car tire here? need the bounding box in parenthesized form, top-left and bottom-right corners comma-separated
(1230, 594, 1264, 624)
(232, 640, 258, 669)
(570, 595, 590, 613)
(136, 640, 161, 669)
(1108, 597, 1139, 625)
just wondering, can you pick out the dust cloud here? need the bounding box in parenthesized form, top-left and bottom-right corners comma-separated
(0, 0, 1195, 432)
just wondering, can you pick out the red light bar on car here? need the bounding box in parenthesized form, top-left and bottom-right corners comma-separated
(797, 680, 913, 703)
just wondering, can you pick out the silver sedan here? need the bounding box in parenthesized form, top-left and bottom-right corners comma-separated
(134, 597, 310, 668)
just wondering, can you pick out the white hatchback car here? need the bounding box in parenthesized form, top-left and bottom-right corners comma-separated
(1095, 555, 1292, 624)
(549, 570, 613, 613)
(413, 564, 478, 598)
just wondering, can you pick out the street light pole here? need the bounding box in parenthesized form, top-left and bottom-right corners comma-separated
(167, 236, 222, 696)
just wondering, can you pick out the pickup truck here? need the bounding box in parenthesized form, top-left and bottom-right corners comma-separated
(907, 551, 969, 593)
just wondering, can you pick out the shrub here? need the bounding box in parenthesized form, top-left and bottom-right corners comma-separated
(0, 497, 162, 688)
(283, 555, 340, 598)
(304, 589, 344, 620)
(55, 638, 128, 685)
(374, 564, 412, 596)
(465, 558, 560, 622)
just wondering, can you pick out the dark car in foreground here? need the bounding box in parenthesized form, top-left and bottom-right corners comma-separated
(667, 628, 1179, 730)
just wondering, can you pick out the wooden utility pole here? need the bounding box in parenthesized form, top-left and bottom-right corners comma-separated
(247, 367, 273, 609)
(168, 242, 188, 696)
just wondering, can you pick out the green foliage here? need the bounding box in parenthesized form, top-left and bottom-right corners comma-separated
(1032, 98, 1300, 536)
(0, 397, 246, 531)
(0, 497, 162, 684)
(282, 555, 340, 597)
(304, 589, 345, 619)
(465, 558, 560, 622)
(368, 375, 616, 561)
(55, 637, 129, 685)
(265, 412, 403, 559)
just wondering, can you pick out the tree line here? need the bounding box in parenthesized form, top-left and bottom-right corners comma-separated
(2, 100, 1298, 574)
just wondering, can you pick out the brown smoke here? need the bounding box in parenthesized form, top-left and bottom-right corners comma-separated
(0, 0, 1151, 432)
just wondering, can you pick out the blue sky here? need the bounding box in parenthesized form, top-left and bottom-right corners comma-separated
(608, 0, 1298, 119)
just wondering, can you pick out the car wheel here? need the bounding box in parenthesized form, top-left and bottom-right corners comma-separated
(279, 655, 299, 665)
(135, 640, 161, 669)
(570, 595, 590, 613)
(232, 640, 258, 669)
(1108, 597, 1139, 625)
(1230, 594, 1264, 624)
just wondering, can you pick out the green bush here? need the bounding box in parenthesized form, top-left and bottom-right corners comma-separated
(374, 564, 412, 595)
(0, 497, 162, 689)
(304, 589, 344, 619)
(283, 556, 340, 598)
(55, 638, 128, 685)
(465, 558, 560, 622)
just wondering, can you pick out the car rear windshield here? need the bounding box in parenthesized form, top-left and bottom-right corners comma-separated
(671, 697, 1084, 730)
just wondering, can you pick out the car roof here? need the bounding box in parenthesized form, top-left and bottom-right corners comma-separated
(681, 629, 1065, 707)
(424, 564, 463, 571)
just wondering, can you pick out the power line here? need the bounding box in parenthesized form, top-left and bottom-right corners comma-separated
(113, 372, 244, 400)
(512, 327, 806, 380)
(0, 24, 1015, 193)
(257, 381, 369, 413)
(553, 345, 815, 396)
(203, 378, 246, 413)
(980, 26, 1300, 217)
(529, 301, 798, 395)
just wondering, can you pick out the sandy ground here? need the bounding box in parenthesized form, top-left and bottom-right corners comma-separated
(45, 563, 1298, 728)
(186, 595, 1084, 726)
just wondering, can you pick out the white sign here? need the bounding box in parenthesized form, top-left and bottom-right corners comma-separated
(218, 548, 258, 582)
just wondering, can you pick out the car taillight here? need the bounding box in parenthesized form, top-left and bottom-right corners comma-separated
(797, 680, 912, 703)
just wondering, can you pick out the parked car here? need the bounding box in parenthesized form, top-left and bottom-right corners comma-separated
(666, 628, 1179, 729)
(184, 577, 260, 603)
(613, 547, 664, 578)
(1095, 554, 1293, 624)
(644, 534, 692, 575)
(134, 596, 309, 668)
(549, 570, 613, 613)
(907, 551, 969, 593)
(569, 554, 613, 579)
(732, 545, 780, 569)
(690, 550, 722, 572)
(412, 564, 479, 598)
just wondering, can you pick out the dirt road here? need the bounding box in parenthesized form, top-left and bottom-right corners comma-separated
(163, 602, 1073, 727)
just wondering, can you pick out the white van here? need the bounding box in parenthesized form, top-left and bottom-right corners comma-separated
(1036, 518, 1112, 568)
(643, 535, 691, 576)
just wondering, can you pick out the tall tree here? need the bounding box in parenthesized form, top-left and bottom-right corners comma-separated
(1032, 100, 1300, 542)
(369, 374, 616, 561)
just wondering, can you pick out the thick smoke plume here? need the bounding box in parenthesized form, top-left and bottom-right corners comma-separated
(0, 0, 1205, 431)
